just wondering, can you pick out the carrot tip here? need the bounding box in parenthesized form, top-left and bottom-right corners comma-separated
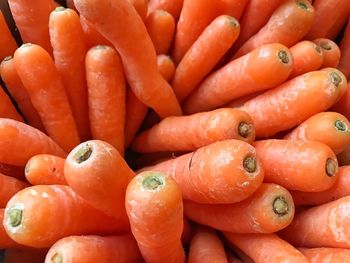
(24, 163, 30, 176)
(296, 0, 309, 10)
(238, 122, 251, 138)
(273, 196, 289, 217)
(54, 6, 66, 12)
(326, 158, 337, 177)
(225, 16, 239, 27)
(73, 144, 93, 164)
(51, 253, 62, 263)
(243, 156, 257, 173)
(93, 45, 109, 50)
(278, 50, 290, 64)
(335, 120, 348, 132)
(141, 172, 165, 191)
(330, 72, 342, 87)
(5, 206, 23, 227)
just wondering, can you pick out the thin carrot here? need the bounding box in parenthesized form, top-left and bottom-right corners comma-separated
(45, 234, 142, 263)
(0, 118, 66, 166)
(157, 55, 175, 82)
(79, 15, 112, 48)
(183, 43, 293, 114)
(49, 7, 90, 141)
(0, 209, 20, 249)
(188, 226, 228, 263)
(85, 46, 126, 155)
(129, 0, 148, 22)
(148, 0, 184, 21)
(13, 43, 80, 153)
(321, 68, 348, 100)
(338, 19, 350, 79)
(172, 15, 240, 102)
(132, 108, 255, 153)
(0, 84, 23, 122)
(0, 163, 24, 179)
(4, 248, 48, 263)
(3, 185, 128, 248)
(125, 171, 185, 263)
(74, 0, 182, 119)
(224, 233, 308, 263)
(0, 173, 28, 207)
(184, 183, 294, 233)
(25, 154, 66, 185)
(239, 69, 347, 138)
(233, 0, 314, 59)
(299, 247, 350, 262)
(313, 38, 341, 68)
(0, 10, 17, 61)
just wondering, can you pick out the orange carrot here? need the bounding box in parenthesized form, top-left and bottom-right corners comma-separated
(0, 163, 24, 180)
(183, 43, 293, 114)
(66, 0, 77, 11)
(239, 69, 347, 138)
(338, 145, 350, 166)
(74, 0, 182, 119)
(0, 173, 28, 207)
(184, 183, 294, 233)
(157, 54, 175, 82)
(3, 185, 127, 248)
(0, 84, 23, 122)
(148, 0, 184, 20)
(129, 0, 148, 21)
(1, 210, 20, 249)
(172, 15, 240, 102)
(49, 7, 91, 141)
(338, 18, 350, 79)
(25, 154, 66, 185)
(332, 83, 350, 120)
(313, 38, 341, 68)
(0, 118, 66, 166)
(0, 10, 17, 61)
(224, 233, 308, 263)
(132, 108, 255, 153)
(299, 247, 350, 262)
(181, 217, 192, 246)
(146, 10, 175, 55)
(79, 15, 112, 48)
(125, 171, 185, 263)
(13, 43, 80, 153)
(85, 46, 126, 155)
(0, 56, 44, 131)
(45, 234, 142, 263)
(233, 0, 314, 59)
(4, 248, 48, 263)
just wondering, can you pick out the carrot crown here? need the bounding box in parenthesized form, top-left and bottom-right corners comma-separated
(273, 196, 289, 217)
(335, 120, 348, 132)
(141, 172, 166, 191)
(243, 156, 257, 173)
(329, 72, 342, 87)
(50, 253, 63, 263)
(73, 143, 92, 164)
(319, 41, 332, 51)
(5, 205, 23, 228)
(296, 0, 309, 10)
(326, 158, 338, 177)
(278, 50, 290, 64)
(238, 122, 252, 138)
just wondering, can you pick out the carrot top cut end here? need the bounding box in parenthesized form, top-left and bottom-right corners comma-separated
(319, 41, 332, 51)
(51, 253, 63, 263)
(243, 156, 257, 173)
(314, 45, 322, 54)
(296, 0, 309, 10)
(335, 120, 349, 132)
(21, 43, 33, 48)
(273, 196, 289, 217)
(238, 122, 252, 138)
(3, 56, 12, 62)
(54, 6, 66, 12)
(278, 50, 290, 64)
(330, 72, 342, 87)
(73, 144, 93, 164)
(24, 163, 30, 176)
(141, 172, 166, 191)
(326, 158, 337, 177)
(225, 16, 239, 28)
(5, 206, 23, 228)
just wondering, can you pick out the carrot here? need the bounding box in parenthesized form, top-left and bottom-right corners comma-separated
(181, 217, 192, 246)
(332, 83, 350, 120)
(79, 15, 112, 48)
(45, 234, 142, 263)
(132, 108, 255, 153)
(233, 0, 314, 59)
(298, 247, 350, 262)
(305, 0, 350, 40)
(338, 145, 350, 166)
(0, 173, 28, 207)
(279, 195, 350, 248)
(4, 248, 48, 263)
(125, 171, 185, 263)
(338, 19, 350, 79)
(0, 163, 24, 179)
(64, 140, 135, 223)
(0, 118, 66, 166)
(148, 0, 183, 21)
(8, 0, 54, 54)
(239, 69, 347, 138)
(0, 84, 23, 122)
(224, 233, 308, 263)
(157, 54, 175, 82)
(0, 10, 17, 61)
(66, 0, 77, 11)
(0, 209, 21, 249)
(74, 0, 182, 119)
(172, 0, 248, 64)
(129, 0, 148, 21)
(25, 154, 66, 185)
(188, 226, 228, 263)
(146, 10, 175, 55)
(289, 40, 324, 78)
(313, 38, 341, 68)
(49, 7, 91, 141)
(3, 185, 128, 248)
(183, 43, 293, 114)
(13, 43, 80, 153)
(85, 46, 126, 155)
(172, 15, 240, 102)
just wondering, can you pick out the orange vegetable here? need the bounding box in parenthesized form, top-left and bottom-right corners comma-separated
(157, 55, 175, 82)
(313, 38, 341, 68)
(148, 0, 184, 20)
(338, 18, 350, 79)
(0, 173, 28, 207)
(0, 10, 17, 61)
(4, 248, 48, 263)
(129, 0, 148, 21)
(299, 247, 350, 262)
(0, 84, 23, 122)
(0, 209, 22, 249)
(79, 15, 112, 48)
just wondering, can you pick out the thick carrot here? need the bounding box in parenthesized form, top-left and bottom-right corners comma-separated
(79, 15, 112, 48)
(338, 19, 350, 79)
(132, 108, 255, 153)
(0, 173, 28, 207)
(4, 248, 48, 263)
(129, 0, 148, 21)
(8, 0, 54, 54)
(188, 226, 228, 263)
(240, 69, 347, 138)
(85, 46, 126, 155)
(25, 154, 66, 185)
(13, 43, 80, 153)
(299, 247, 350, 262)
(280, 196, 350, 248)
(64, 140, 135, 223)
(0, 209, 22, 249)
(125, 171, 185, 263)
(143, 139, 263, 204)
(289, 40, 324, 78)
(224, 233, 308, 263)
(183, 43, 293, 114)
(146, 10, 175, 55)
(184, 183, 294, 233)
(45, 234, 142, 263)
(3, 185, 127, 248)
(0, 84, 23, 122)
(49, 7, 90, 141)
(74, 0, 182, 119)
(313, 38, 341, 68)
(148, 0, 183, 21)
(233, 0, 314, 59)
(157, 54, 175, 82)
(0, 10, 17, 61)
(0, 163, 24, 179)
(172, 15, 240, 102)
(0, 118, 66, 166)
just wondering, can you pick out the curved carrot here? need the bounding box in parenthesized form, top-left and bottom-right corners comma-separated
(129, 0, 148, 21)
(132, 108, 255, 153)
(0, 10, 17, 61)
(157, 55, 175, 82)
(0, 209, 20, 249)
(4, 249, 48, 263)
(183, 43, 293, 114)
(0, 118, 66, 166)
(148, 0, 183, 21)
(45, 234, 142, 263)
(13, 43, 80, 152)
(299, 247, 350, 262)
(3, 185, 127, 248)
(74, 0, 182, 119)
(338, 19, 350, 79)
(25, 154, 66, 185)
(146, 10, 175, 55)
(184, 183, 294, 234)
(234, 0, 314, 59)
(143, 139, 263, 204)
(0, 173, 28, 207)
(0, 163, 24, 179)
(86, 46, 126, 155)
(49, 7, 90, 141)
(172, 15, 240, 102)
(79, 15, 112, 48)
(313, 38, 341, 68)
(0, 84, 23, 122)
(125, 171, 185, 263)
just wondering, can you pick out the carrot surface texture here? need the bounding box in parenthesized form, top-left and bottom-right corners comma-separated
(148, 0, 183, 21)
(157, 55, 175, 82)
(129, 0, 148, 21)
(0, 208, 21, 249)
(338, 18, 350, 79)
(79, 15, 112, 48)
(0, 84, 23, 122)
(0, 10, 17, 61)
(0, 173, 28, 207)
(299, 247, 350, 262)
(313, 38, 341, 68)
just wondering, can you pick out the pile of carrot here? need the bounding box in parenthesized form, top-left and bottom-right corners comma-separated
(1, 0, 350, 262)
